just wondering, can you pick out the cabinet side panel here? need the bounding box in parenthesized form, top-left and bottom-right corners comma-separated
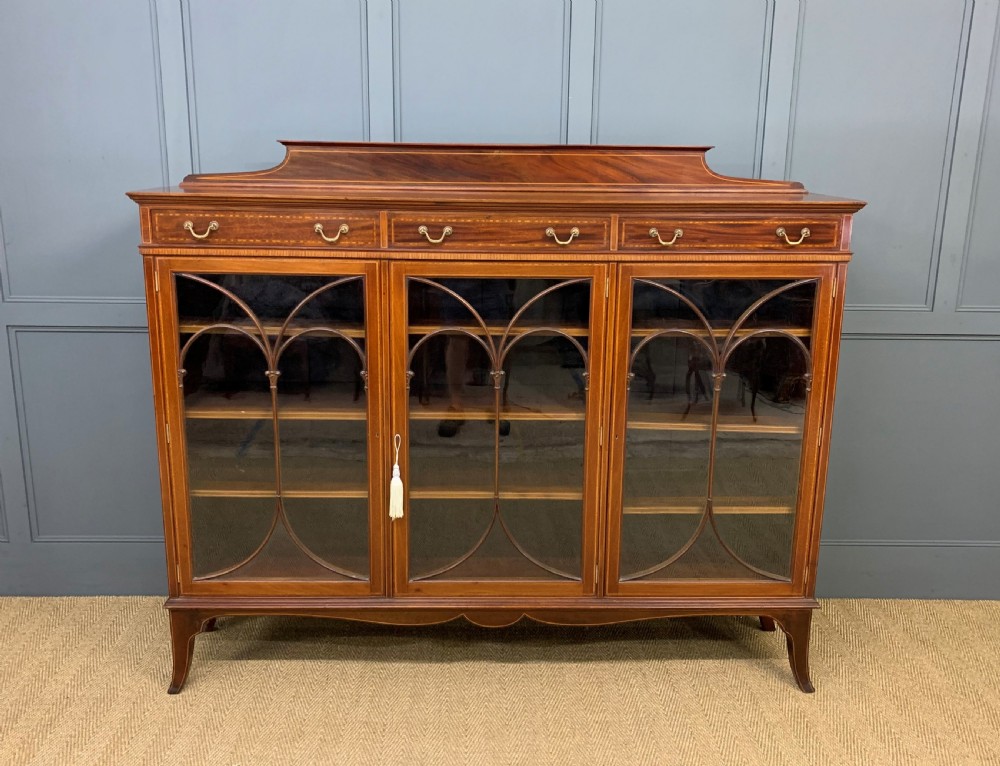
(146, 258, 180, 596)
(799, 264, 848, 595)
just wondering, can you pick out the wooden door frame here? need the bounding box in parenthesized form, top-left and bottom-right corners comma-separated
(152, 255, 388, 597)
(388, 259, 610, 598)
(605, 261, 840, 598)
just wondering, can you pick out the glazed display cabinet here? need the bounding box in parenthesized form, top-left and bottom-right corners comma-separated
(128, 142, 863, 693)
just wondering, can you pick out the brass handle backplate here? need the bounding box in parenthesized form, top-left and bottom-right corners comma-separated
(183, 220, 219, 240)
(649, 227, 683, 246)
(417, 225, 453, 244)
(545, 226, 580, 246)
(776, 226, 810, 246)
(314, 222, 349, 243)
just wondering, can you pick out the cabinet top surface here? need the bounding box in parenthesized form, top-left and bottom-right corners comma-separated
(128, 141, 865, 212)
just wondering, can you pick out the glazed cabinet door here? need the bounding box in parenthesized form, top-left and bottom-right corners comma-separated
(155, 258, 386, 596)
(607, 264, 838, 596)
(389, 262, 609, 596)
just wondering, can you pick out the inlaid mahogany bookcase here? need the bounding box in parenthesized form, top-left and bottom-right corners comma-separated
(128, 142, 864, 693)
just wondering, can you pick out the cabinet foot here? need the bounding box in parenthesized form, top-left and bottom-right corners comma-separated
(758, 616, 776, 632)
(168, 611, 205, 694)
(775, 611, 814, 693)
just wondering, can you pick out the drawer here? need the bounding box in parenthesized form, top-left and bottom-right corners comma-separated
(388, 213, 611, 250)
(618, 218, 840, 251)
(149, 209, 379, 248)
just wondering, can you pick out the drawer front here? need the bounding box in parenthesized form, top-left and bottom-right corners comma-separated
(619, 218, 840, 251)
(388, 213, 611, 250)
(150, 209, 379, 248)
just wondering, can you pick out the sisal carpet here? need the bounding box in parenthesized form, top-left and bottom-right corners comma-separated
(1, 598, 998, 765)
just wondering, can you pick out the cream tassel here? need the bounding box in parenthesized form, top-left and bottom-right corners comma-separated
(389, 434, 404, 520)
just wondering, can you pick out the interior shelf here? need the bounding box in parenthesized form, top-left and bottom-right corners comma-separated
(409, 388, 585, 422)
(630, 323, 810, 339)
(408, 323, 589, 338)
(192, 485, 584, 502)
(627, 410, 801, 434)
(189, 482, 368, 499)
(408, 487, 583, 501)
(186, 451, 368, 500)
(184, 389, 367, 421)
(625, 395, 804, 434)
(179, 319, 365, 338)
(411, 407, 585, 422)
(179, 320, 594, 339)
(623, 497, 795, 515)
(180, 323, 810, 340)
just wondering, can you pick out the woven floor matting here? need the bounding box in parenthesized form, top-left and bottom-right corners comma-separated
(1, 598, 998, 765)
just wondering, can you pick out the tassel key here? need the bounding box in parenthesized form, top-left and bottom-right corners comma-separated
(389, 434, 404, 520)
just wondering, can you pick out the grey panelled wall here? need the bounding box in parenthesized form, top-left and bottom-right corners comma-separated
(593, 0, 773, 177)
(186, 0, 369, 172)
(0, 0, 997, 596)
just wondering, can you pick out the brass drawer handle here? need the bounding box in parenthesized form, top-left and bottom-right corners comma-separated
(545, 226, 580, 246)
(314, 222, 349, 243)
(649, 227, 683, 246)
(183, 220, 219, 240)
(417, 225, 453, 244)
(776, 226, 810, 246)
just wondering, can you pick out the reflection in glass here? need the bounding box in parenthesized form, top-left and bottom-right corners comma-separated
(177, 273, 369, 581)
(406, 277, 590, 581)
(620, 278, 816, 582)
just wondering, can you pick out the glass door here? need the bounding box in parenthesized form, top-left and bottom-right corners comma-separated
(608, 265, 835, 595)
(390, 263, 607, 596)
(161, 259, 385, 595)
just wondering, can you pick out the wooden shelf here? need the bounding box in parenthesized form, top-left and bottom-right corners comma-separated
(408, 488, 582, 501)
(409, 378, 587, 422)
(623, 497, 794, 515)
(186, 454, 367, 500)
(410, 403, 585, 423)
(185, 389, 367, 421)
(627, 411, 801, 434)
(189, 482, 367, 500)
(190, 485, 581, 501)
(177, 320, 809, 347)
(408, 323, 589, 338)
(626, 396, 803, 434)
(184, 390, 585, 423)
(631, 323, 809, 339)
(179, 319, 591, 339)
(179, 319, 365, 338)
(413, 409, 585, 422)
